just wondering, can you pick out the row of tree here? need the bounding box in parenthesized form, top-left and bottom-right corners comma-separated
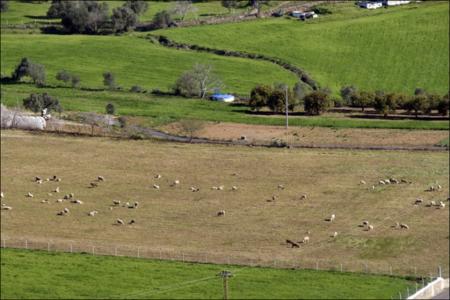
(249, 83, 449, 117)
(46, 0, 148, 33)
(341, 86, 449, 117)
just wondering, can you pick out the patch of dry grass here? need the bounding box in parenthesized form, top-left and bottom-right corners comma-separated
(1, 130, 448, 275)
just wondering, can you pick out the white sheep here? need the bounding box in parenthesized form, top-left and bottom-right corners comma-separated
(439, 201, 446, 208)
(134, 202, 139, 208)
(2, 206, 12, 210)
(302, 236, 310, 243)
(154, 174, 162, 179)
(190, 186, 199, 192)
(97, 176, 105, 181)
(173, 180, 180, 185)
(400, 223, 409, 229)
(72, 200, 83, 204)
(0, 192, 4, 198)
(278, 184, 285, 190)
(153, 184, 160, 190)
(56, 199, 63, 203)
(231, 186, 238, 191)
(41, 199, 48, 203)
(34, 176, 42, 182)
(26, 192, 34, 198)
(63, 208, 70, 214)
(362, 220, 369, 226)
(217, 210, 225, 216)
(331, 232, 338, 238)
(129, 219, 135, 225)
(367, 225, 374, 231)
(90, 182, 98, 188)
(113, 200, 121, 206)
(211, 186, 218, 190)
(300, 194, 307, 200)
(379, 180, 385, 185)
(88, 210, 98, 216)
(391, 178, 399, 184)
(37, 180, 43, 184)
(430, 200, 437, 206)
(329, 214, 335, 222)
(116, 218, 124, 225)
(57, 211, 65, 216)
(414, 198, 423, 205)
(384, 179, 391, 184)
(218, 185, 224, 191)
(437, 184, 442, 190)
(55, 178, 61, 182)
(69, 193, 74, 198)
(54, 187, 60, 193)
(360, 180, 366, 185)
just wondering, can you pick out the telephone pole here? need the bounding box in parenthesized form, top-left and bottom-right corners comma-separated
(285, 85, 289, 131)
(218, 270, 233, 300)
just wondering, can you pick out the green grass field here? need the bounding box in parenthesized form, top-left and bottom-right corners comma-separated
(0, 248, 415, 299)
(0, 34, 297, 94)
(156, 2, 449, 95)
(0, 1, 54, 25)
(2, 84, 448, 130)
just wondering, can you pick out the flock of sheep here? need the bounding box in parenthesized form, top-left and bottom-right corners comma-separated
(1, 172, 448, 251)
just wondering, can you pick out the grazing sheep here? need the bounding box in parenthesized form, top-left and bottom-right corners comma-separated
(63, 194, 70, 200)
(46, 178, 50, 181)
(0, 192, 3, 198)
(384, 179, 391, 184)
(57, 211, 65, 216)
(2, 205, 12, 210)
(360, 180, 366, 185)
(71, 199, 83, 204)
(48, 193, 53, 196)
(154, 174, 162, 179)
(379, 180, 385, 185)
(54, 187, 60, 193)
(300, 194, 307, 200)
(331, 232, 338, 238)
(90, 182, 98, 188)
(37, 180, 43, 184)
(63, 207, 70, 213)
(50, 175, 58, 181)
(88, 210, 98, 216)
(55, 178, 61, 182)
(439, 201, 446, 208)
(26, 192, 34, 198)
(113, 200, 121, 206)
(34, 176, 42, 182)
(218, 185, 224, 190)
(97, 176, 105, 181)
(231, 173, 238, 176)
(217, 210, 225, 216)
(286, 239, 300, 248)
(41, 199, 48, 203)
(69, 193, 74, 198)
(367, 225, 374, 231)
(327, 214, 335, 222)
(173, 180, 180, 185)
(270, 195, 277, 202)
(56, 199, 63, 203)
(302, 236, 310, 243)
(371, 185, 375, 190)
(153, 184, 160, 190)
(190, 186, 200, 192)
(414, 198, 423, 205)
(437, 184, 442, 190)
(134, 202, 139, 208)
(278, 184, 285, 190)
(116, 218, 124, 225)
(362, 220, 369, 226)
(211, 186, 218, 190)
(231, 186, 238, 191)
(394, 222, 400, 229)
(430, 200, 437, 207)
(400, 179, 410, 184)
(391, 178, 399, 184)
(400, 223, 409, 229)
(129, 219, 135, 225)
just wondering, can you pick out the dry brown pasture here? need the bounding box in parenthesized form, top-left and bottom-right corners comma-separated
(1, 130, 448, 275)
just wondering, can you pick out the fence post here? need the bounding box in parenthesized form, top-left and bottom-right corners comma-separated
(92, 246, 95, 255)
(340, 263, 343, 272)
(414, 266, 417, 276)
(182, 252, 184, 262)
(70, 243, 73, 253)
(227, 256, 230, 266)
(398, 291, 401, 299)
(25, 240, 28, 249)
(274, 259, 277, 268)
(438, 266, 442, 278)
(316, 261, 319, 271)
(159, 249, 162, 260)
(137, 247, 140, 258)
(415, 282, 418, 293)
(2, 239, 5, 248)
(47, 242, 50, 252)
(204, 253, 208, 263)
(115, 246, 118, 256)
(422, 277, 425, 287)
(407, 287, 409, 298)
(390, 265, 393, 275)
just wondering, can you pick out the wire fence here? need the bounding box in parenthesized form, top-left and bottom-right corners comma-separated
(1, 236, 448, 281)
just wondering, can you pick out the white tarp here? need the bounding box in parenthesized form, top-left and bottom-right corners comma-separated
(1, 104, 46, 130)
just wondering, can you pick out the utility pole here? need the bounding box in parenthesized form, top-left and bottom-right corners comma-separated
(218, 270, 233, 300)
(285, 85, 289, 131)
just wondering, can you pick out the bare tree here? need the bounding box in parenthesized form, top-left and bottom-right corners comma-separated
(171, 1, 197, 21)
(174, 64, 223, 99)
(178, 119, 204, 141)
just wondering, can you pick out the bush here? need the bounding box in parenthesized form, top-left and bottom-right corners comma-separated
(71, 74, 80, 88)
(404, 95, 429, 118)
(1, 0, 8, 12)
(248, 85, 272, 111)
(105, 103, 115, 115)
(350, 91, 374, 112)
(23, 93, 62, 113)
(112, 6, 137, 33)
(60, 1, 109, 34)
(374, 93, 397, 117)
(103, 72, 116, 90)
(437, 93, 449, 116)
(267, 89, 285, 113)
(56, 70, 72, 84)
(340, 85, 358, 106)
(152, 10, 173, 29)
(46, 0, 72, 18)
(304, 91, 331, 115)
(125, 0, 148, 15)
(12, 58, 46, 86)
(130, 85, 143, 93)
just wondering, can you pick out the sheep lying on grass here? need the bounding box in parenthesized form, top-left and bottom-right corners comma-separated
(153, 184, 160, 190)
(97, 176, 105, 182)
(302, 236, 310, 243)
(26, 192, 34, 198)
(88, 210, 98, 216)
(326, 214, 335, 222)
(116, 218, 124, 225)
(217, 210, 225, 216)
(0, 192, 4, 198)
(1, 204, 12, 210)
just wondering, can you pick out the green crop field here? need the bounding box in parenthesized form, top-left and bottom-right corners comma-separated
(0, 249, 415, 299)
(0, 1, 54, 25)
(1, 84, 448, 130)
(0, 34, 297, 94)
(156, 2, 449, 95)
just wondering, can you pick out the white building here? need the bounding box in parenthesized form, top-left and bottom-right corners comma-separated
(384, 0, 411, 6)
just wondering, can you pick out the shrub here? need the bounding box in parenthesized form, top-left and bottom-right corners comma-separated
(304, 91, 331, 115)
(46, 0, 72, 18)
(56, 70, 72, 84)
(173, 64, 222, 98)
(130, 85, 143, 93)
(427, 94, 441, 112)
(249, 85, 272, 111)
(340, 85, 358, 106)
(12, 58, 46, 86)
(312, 6, 332, 15)
(437, 93, 449, 116)
(71, 75, 80, 88)
(60, 1, 109, 34)
(112, 6, 137, 33)
(374, 93, 398, 117)
(1, 0, 8, 12)
(103, 72, 116, 90)
(152, 10, 173, 29)
(404, 94, 429, 118)
(23, 93, 62, 113)
(124, 0, 148, 15)
(105, 103, 115, 115)
(267, 89, 285, 113)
